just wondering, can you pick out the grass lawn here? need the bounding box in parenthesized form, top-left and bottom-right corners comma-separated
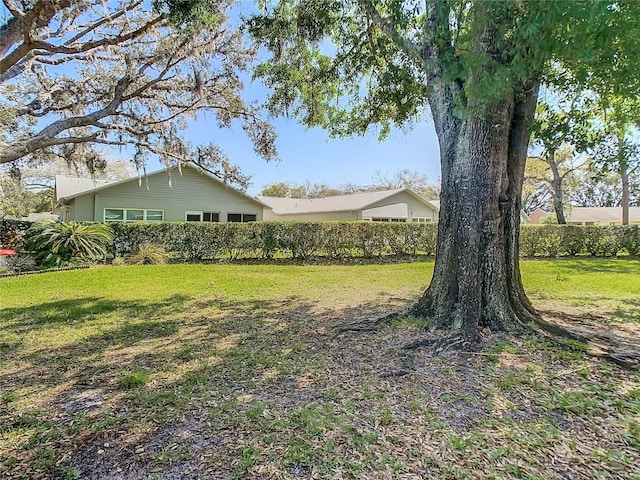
(1, 259, 639, 479)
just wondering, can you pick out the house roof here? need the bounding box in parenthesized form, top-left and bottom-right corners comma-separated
(258, 189, 439, 215)
(566, 207, 640, 223)
(55, 176, 115, 202)
(55, 163, 269, 208)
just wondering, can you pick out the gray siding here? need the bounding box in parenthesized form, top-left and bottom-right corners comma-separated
(68, 167, 263, 222)
(71, 196, 95, 221)
(365, 191, 438, 221)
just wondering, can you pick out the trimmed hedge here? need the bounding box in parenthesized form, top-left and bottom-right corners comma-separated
(109, 222, 639, 260)
(108, 221, 439, 260)
(519, 225, 639, 258)
(3, 220, 639, 261)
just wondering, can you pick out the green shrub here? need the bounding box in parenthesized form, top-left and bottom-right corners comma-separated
(125, 242, 168, 265)
(5, 254, 37, 273)
(622, 225, 640, 256)
(519, 225, 544, 257)
(519, 225, 628, 258)
(25, 221, 114, 265)
(582, 226, 622, 257)
(561, 226, 585, 256)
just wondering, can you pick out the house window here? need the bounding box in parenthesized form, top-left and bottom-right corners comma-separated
(105, 209, 124, 221)
(104, 208, 164, 222)
(228, 213, 257, 223)
(186, 211, 203, 222)
(412, 217, 433, 223)
(126, 209, 144, 221)
(186, 211, 220, 222)
(372, 217, 406, 222)
(146, 210, 164, 221)
(203, 212, 219, 222)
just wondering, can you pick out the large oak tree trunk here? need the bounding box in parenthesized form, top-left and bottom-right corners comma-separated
(412, 87, 540, 340)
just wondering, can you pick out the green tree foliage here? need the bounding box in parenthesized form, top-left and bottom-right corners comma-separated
(0, 175, 49, 218)
(588, 96, 640, 224)
(260, 181, 343, 198)
(528, 98, 596, 222)
(570, 169, 640, 208)
(523, 148, 583, 218)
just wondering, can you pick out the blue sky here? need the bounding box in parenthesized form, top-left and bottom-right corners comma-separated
(170, 107, 442, 196)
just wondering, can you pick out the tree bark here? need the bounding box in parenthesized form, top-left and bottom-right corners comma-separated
(412, 85, 540, 340)
(618, 134, 630, 226)
(0, 1, 74, 73)
(621, 162, 630, 226)
(546, 150, 567, 224)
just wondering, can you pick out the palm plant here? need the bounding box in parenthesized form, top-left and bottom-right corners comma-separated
(25, 221, 114, 265)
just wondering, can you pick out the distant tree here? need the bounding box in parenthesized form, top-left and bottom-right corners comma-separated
(260, 182, 292, 197)
(0, 174, 47, 218)
(529, 100, 593, 223)
(523, 147, 583, 220)
(522, 158, 552, 214)
(371, 169, 440, 199)
(304, 182, 344, 198)
(589, 97, 640, 224)
(569, 168, 640, 208)
(260, 169, 439, 199)
(260, 181, 344, 198)
(0, 156, 140, 214)
(0, 0, 276, 187)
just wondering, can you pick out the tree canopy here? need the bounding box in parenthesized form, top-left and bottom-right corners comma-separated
(0, 0, 276, 186)
(243, 1, 640, 137)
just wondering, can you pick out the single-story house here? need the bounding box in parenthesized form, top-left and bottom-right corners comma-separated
(55, 163, 267, 223)
(565, 207, 640, 225)
(527, 208, 552, 224)
(528, 206, 640, 225)
(258, 189, 439, 222)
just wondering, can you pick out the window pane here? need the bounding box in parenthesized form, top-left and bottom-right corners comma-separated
(104, 209, 124, 221)
(203, 212, 219, 222)
(146, 210, 163, 221)
(227, 213, 242, 222)
(126, 209, 144, 221)
(243, 214, 257, 223)
(186, 213, 202, 222)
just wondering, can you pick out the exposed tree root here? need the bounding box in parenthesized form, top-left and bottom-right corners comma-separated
(334, 306, 640, 370)
(529, 312, 640, 370)
(333, 307, 412, 334)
